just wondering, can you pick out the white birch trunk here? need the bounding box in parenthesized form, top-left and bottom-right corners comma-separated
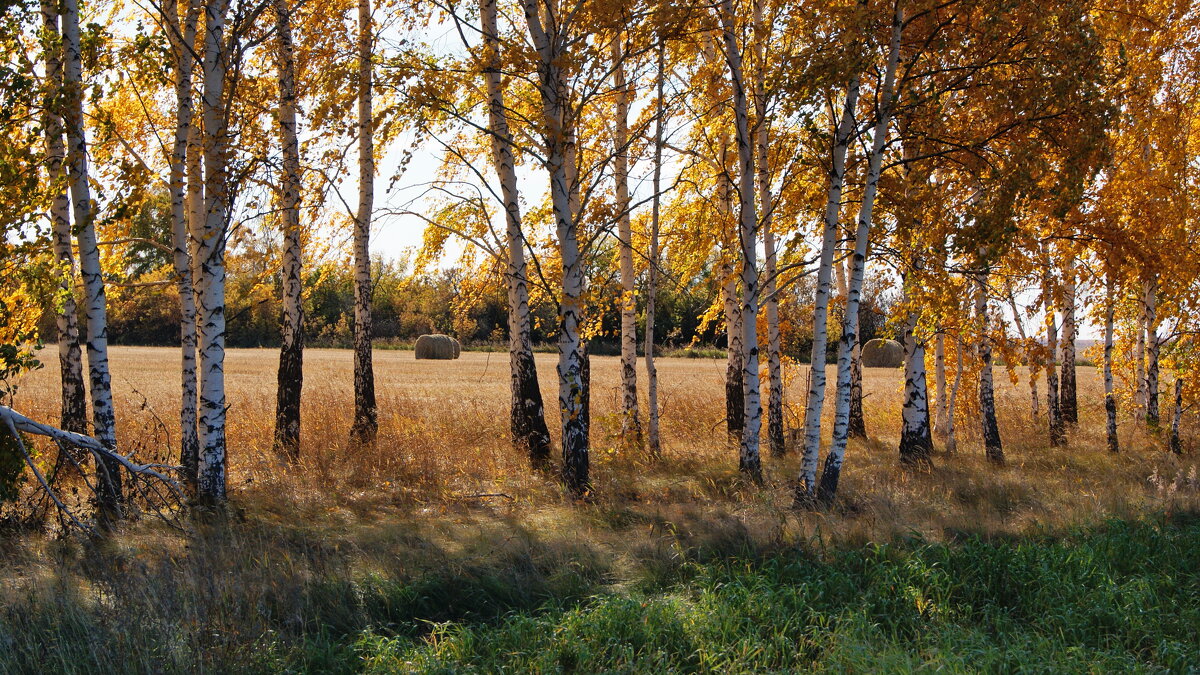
(522, 0, 588, 495)
(753, 0, 784, 457)
(719, 136, 744, 443)
(1006, 292, 1039, 419)
(1059, 254, 1077, 426)
(933, 333, 948, 438)
(898, 303, 932, 465)
(164, 0, 201, 483)
(350, 0, 378, 442)
(273, 0, 304, 457)
(196, 0, 231, 502)
(1042, 251, 1064, 447)
(63, 0, 121, 514)
(1104, 273, 1118, 453)
(39, 0, 87, 436)
(797, 73, 860, 502)
(976, 256, 1003, 463)
(611, 37, 642, 450)
(480, 0, 552, 464)
(184, 95, 204, 487)
(1135, 284, 1147, 413)
(1145, 276, 1160, 426)
(817, 4, 902, 504)
(721, 0, 763, 479)
(1169, 378, 1183, 454)
(644, 41, 665, 459)
(946, 335, 964, 454)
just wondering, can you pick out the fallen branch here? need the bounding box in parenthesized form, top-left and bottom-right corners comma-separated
(0, 405, 186, 533)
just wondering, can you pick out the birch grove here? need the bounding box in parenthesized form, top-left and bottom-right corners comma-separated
(2, 0, 1198, 532)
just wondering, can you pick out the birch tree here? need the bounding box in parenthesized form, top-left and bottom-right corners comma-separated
(817, 0, 902, 504)
(38, 0, 87, 436)
(521, 0, 590, 495)
(797, 72, 859, 503)
(644, 38, 665, 459)
(480, 0, 553, 465)
(752, 0, 784, 457)
(350, 0, 378, 443)
(62, 0, 121, 515)
(159, 0, 202, 482)
(611, 36, 642, 451)
(721, 0, 763, 480)
(272, 0, 304, 457)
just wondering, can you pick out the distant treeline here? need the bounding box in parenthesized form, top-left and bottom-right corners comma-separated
(39, 252, 896, 363)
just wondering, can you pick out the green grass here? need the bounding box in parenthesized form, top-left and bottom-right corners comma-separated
(3, 513, 1199, 673)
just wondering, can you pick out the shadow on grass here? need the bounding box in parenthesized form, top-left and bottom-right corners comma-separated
(2, 506, 1200, 673)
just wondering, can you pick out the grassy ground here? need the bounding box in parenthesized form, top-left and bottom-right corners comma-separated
(2, 347, 1198, 672)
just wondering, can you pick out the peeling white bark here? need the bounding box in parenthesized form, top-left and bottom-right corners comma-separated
(63, 0, 121, 514)
(522, 0, 588, 495)
(39, 0, 87, 436)
(196, 0, 231, 502)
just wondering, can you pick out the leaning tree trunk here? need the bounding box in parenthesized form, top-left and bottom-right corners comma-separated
(797, 74, 860, 503)
(350, 0, 378, 443)
(722, 0, 763, 480)
(1169, 378, 1183, 454)
(611, 38, 642, 451)
(975, 255, 1003, 464)
(164, 0, 201, 482)
(1059, 254, 1077, 426)
(644, 41, 665, 459)
(272, 0, 304, 457)
(752, 0, 784, 457)
(817, 4, 901, 505)
(1145, 276, 1160, 427)
(196, 0, 232, 503)
(522, 0, 588, 496)
(481, 0, 551, 465)
(1103, 273, 1118, 453)
(39, 0, 87, 436)
(63, 0, 121, 516)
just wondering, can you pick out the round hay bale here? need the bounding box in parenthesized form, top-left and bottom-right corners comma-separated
(861, 338, 903, 368)
(451, 337, 461, 359)
(415, 334, 456, 360)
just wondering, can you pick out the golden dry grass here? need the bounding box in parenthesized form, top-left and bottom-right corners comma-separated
(5, 346, 1198, 547)
(2, 347, 1199, 672)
